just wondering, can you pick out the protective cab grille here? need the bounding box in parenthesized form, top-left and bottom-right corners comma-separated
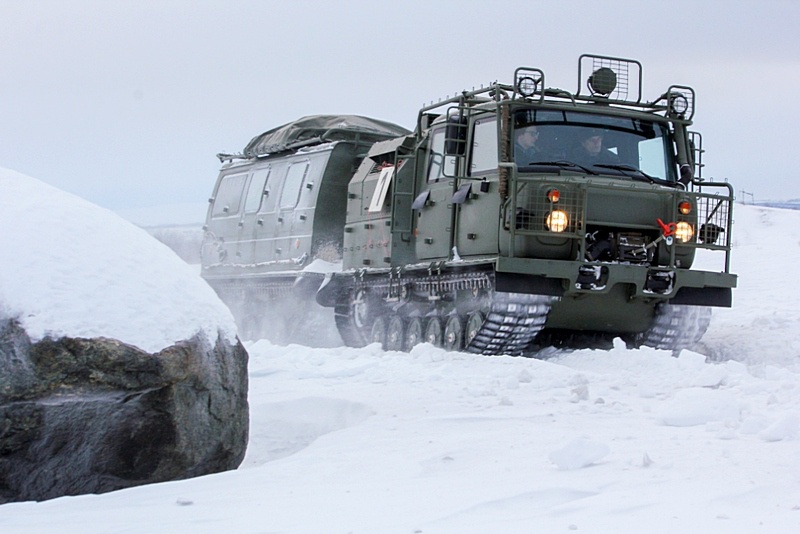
(505, 178, 735, 272)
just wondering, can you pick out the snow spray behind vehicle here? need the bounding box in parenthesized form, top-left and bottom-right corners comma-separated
(202, 54, 737, 354)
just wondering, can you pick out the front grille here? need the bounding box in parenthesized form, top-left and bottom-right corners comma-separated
(617, 233, 653, 262)
(585, 228, 654, 264)
(505, 177, 734, 272)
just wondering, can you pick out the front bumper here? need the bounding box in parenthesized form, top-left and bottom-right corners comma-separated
(495, 256, 737, 307)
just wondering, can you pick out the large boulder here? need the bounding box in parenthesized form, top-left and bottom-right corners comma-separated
(0, 321, 248, 503)
(0, 168, 248, 503)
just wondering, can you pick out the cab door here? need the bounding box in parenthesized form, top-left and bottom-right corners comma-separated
(455, 115, 500, 257)
(414, 127, 457, 261)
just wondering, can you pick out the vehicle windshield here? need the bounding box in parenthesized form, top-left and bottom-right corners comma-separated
(513, 109, 677, 184)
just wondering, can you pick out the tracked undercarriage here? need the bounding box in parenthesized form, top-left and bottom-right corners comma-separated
(327, 266, 713, 356)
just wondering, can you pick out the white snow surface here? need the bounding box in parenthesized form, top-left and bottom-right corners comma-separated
(2, 178, 800, 533)
(0, 167, 236, 352)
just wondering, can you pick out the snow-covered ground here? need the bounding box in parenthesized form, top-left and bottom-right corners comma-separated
(1, 170, 799, 533)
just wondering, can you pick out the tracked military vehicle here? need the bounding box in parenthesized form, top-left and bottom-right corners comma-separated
(202, 54, 737, 354)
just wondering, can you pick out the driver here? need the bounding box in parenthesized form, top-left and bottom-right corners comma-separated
(514, 125, 542, 166)
(572, 129, 619, 166)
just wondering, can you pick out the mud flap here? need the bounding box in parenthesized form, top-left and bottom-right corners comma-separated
(495, 272, 565, 297)
(293, 273, 326, 299)
(315, 273, 351, 307)
(669, 286, 732, 307)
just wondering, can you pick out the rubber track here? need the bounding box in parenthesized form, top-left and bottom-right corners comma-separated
(466, 292, 554, 356)
(639, 303, 712, 351)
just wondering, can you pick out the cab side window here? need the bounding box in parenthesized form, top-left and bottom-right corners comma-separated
(427, 128, 457, 182)
(470, 117, 498, 175)
(638, 136, 669, 181)
(212, 172, 248, 217)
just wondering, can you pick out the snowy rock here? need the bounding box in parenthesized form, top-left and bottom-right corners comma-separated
(0, 167, 237, 352)
(0, 320, 249, 503)
(0, 169, 248, 503)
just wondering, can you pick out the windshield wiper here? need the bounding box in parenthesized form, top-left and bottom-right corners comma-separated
(592, 164, 672, 186)
(525, 160, 599, 176)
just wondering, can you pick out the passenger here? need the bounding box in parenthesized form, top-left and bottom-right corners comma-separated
(514, 125, 542, 166)
(572, 129, 619, 166)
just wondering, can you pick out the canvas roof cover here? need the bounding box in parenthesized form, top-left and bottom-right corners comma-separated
(243, 115, 410, 157)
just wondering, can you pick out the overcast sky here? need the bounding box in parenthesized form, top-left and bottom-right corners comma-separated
(1, 0, 798, 218)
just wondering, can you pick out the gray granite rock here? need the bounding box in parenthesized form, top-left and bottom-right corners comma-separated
(0, 319, 248, 503)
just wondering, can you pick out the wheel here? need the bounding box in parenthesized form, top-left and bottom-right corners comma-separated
(386, 315, 405, 351)
(424, 317, 443, 347)
(336, 287, 384, 348)
(370, 316, 387, 348)
(465, 311, 485, 347)
(335, 288, 373, 348)
(444, 315, 464, 351)
(352, 288, 371, 329)
(405, 317, 424, 350)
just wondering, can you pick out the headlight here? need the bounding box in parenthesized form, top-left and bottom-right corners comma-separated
(670, 93, 689, 116)
(674, 221, 694, 242)
(546, 210, 569, 232)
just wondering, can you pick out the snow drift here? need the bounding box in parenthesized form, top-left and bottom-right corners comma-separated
(0, 167, 249, 503)
(0, 167, 236, 353)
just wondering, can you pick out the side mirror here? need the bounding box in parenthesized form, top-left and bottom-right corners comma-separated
(444, 115, 467, 156)
(679, 164, 693, 186)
